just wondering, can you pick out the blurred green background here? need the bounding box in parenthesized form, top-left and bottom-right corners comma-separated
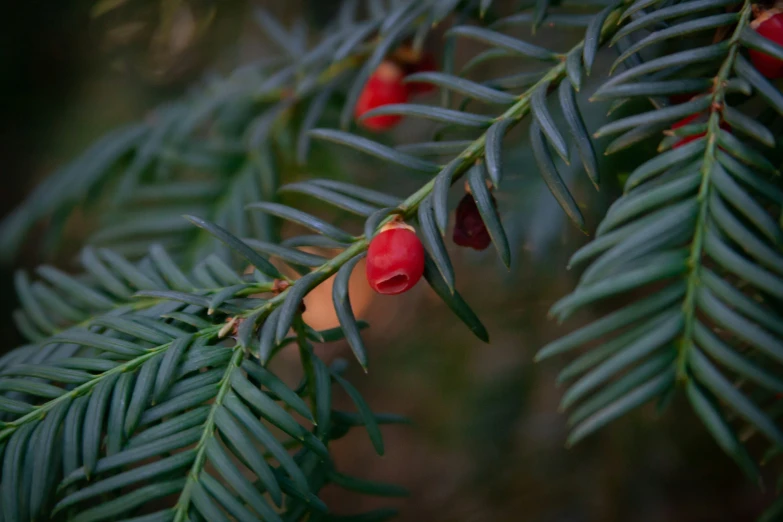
(0, 1, 776, 520)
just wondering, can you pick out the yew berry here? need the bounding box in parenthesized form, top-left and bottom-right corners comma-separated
(366, 222, 425, 295)
(671, 113, 705, 149)
(749, 10, 783, 79)
(407, 53, 438, 95)
(669, 93, 696, 105)
(671, 113, 730, 149)
(355, 61, 409, 132)
(453, 192, 494, 251)
(392, 45, 438, 94)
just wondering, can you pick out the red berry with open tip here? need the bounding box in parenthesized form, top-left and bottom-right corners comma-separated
(366, 222, 425, 295)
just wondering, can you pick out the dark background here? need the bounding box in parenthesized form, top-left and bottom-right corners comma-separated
(0, 1, 776, 520)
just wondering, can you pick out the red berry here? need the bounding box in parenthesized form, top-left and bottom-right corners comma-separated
(672, 113, 703, 128)
(407, 53, 438, 95)
(669, 93, 697, 105)
(366, 223, 425, 295)
(453, 192, 494, 251)
(354, 61, 409, 132)
(671, 112, 730, 149)
(749, 10, 783, 79)
(672, 134, 703, 149)
(671, 113, 705, 149)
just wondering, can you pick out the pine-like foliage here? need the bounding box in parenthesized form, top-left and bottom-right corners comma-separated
(2, 240, 406, 521)
(537, 0, 783, 483)
(0, 0, 782, 520)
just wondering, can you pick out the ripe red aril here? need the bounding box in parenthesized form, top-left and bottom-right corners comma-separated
(407, 53, 438, 94)
(749, 9, 783, 79)
(670, 112, 730, 149)
(669, 93, 696, 105)
(453, 192, 494, 251)
(671, 113, 705, 149)
(355, 61, 409, 132)
(392, 45, 438, 94)
(366, 222, 425, 295)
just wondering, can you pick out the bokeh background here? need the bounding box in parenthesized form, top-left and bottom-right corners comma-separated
(0, 1, 777, 520)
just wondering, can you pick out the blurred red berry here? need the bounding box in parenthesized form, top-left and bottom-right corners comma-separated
(671, 114, 704, 149)
(749, 11, 783, 79)
(671, 113, 730, 149)
(392, 45, 438, 94)
(355, 61, 409, 132)
(366, 223, 425, 295)
(453, 192, 494, 251)
(407, 53, 438, 94)
(669, 93, 696, 105)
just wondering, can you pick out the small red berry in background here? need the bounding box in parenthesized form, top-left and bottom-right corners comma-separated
(671, 113, 705, 149)
(366, 221, 425, 295)
(670, 112, 730, 149)
(669, 93, 696, 105)
(407, 53, 438, 95)
(749, 8, 783, 79)
(355, 61, 409, 132)
(453, 192, 494, 251)
(392, 45, 438, 94)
